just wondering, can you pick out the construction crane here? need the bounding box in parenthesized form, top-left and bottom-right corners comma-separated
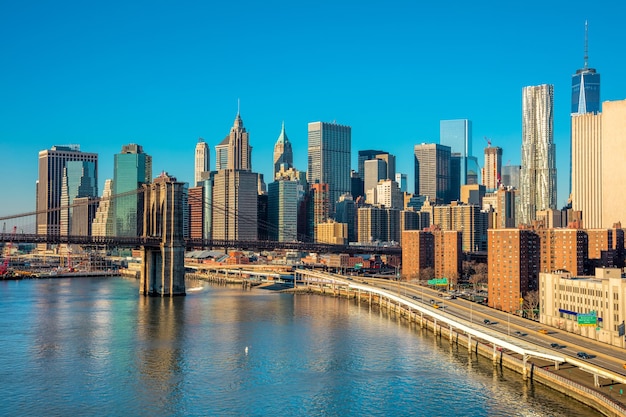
(484, 136, 492, 148)
(0, 226, 17, 276)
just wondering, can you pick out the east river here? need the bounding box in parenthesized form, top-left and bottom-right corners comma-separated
(0, 277, 602, 416)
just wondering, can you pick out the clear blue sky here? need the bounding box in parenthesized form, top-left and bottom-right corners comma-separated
(2, 0, 625, 218)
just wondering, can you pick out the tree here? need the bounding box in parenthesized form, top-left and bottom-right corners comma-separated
(469, 263, 488, 292)
(523, 290, 540, 320)
(418, 267, 434, 283)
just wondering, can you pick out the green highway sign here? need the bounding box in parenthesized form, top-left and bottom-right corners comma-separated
(577, 311, 597, 326)
(427, 278, 449, 286)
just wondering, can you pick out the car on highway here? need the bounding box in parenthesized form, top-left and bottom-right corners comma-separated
(577, 351, 591, 359)
(538, 329, 549, 334)
(484, 319, 491, 324)
(550, 343, 561, 348)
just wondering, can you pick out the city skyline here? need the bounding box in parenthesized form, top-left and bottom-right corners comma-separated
(2, 1, 626, 217)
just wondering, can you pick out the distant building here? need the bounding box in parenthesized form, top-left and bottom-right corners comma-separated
(211, 169, 258, 240)
(113, 144, 151, 237)
(440, 119, 474, 186)
(482, 146, 502, 191)
(307, 122, 351, 215)
(92, 179, 114, 237)
(395, 173, 407, 193)
(364, 159, 387, 197)
(357, 206, 400, 244)
(316, 220, 348, 245)
(335, 193, 357, 243)
(600, 100, 626, 228)
(36, 145, 98, 239)
(194, 138, 210, 186)
(501, 165, 521, 189)
(60, 160, 98, 236)
(268, 179, 299, 242)
(520, 84, 557, 224)
(401, 230, 434, 280)
(413, 143, 451, 204)
(273, 122, 293, 177)
(432, 202, 487, 252)
(307, 183, 330, 241)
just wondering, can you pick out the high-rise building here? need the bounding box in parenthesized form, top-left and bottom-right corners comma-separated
(307, 182, 330, 240)
(273, 122, 293, 178)
(440, 119, 474, 186)
(211, 169, 258, 240)
(401, 230, 434, 280)
(357, 150, 385, 180)
(357, 206, 400, 244)
(482, 146, 502, 191)
(215, 137, 229, 171)
(413, 143, 451, 204)
(92, 179, 114, 237)
(571, 111, 602, 228)
(335, 193, 357, 243)
(571, 21, 601, 115)
(520, 84, 557, 224)
(501, 165, 521, 189)
(364, 159, 386, 196)
(601, 100, 626, 229)
(113, 144, 152, 237)
(36, 145, 98, 237)
(227, 111, 252, 171)
(433, 230, 462, 284)
(432, 202, 487, 252)
(316, 220, 348, 245)
(395, 173, 407, 193)
(60, 160, 98, 236)
(570, 21, 601, 197)
(194, 138, 210, 186)
(376, 179, 403, 209)
(488, 229, 540, 313)
(188, 186, 205, 240)
(268, 179, 299, 242)
(307, 122, 351, 215)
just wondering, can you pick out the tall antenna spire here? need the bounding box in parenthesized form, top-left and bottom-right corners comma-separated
(237, 98, 240, 116)
(583, 20, 589, 69)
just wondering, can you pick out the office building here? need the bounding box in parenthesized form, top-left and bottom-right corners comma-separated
(571, 21, 600, 115)
(358, 150, 385, 180)
(226, 111, 252, 171)
(335, 193, 357, 243)
(212, 169, 258, 240)
(113, 144, 152, 237)
(376, 179, 403, 209)
(307, 182, 330, 241)
(194, 138, 210, 186)
(432, 202, 487, 252)
(357, 206, 400, 244)
(413, 143, 451, 204)
(540, 268, 624, 347)
(60, 160, 98, 236)
(395, 173, 407, 193)
(482, 146, 502, 191)
(601, 100, 626, 228)
(520, 84, 557, 224)
(501, 165, 521, 189)
(215, 137, 229, 171)
(307, 122, 351, 214)
(364, 158, 387, 197)
(36, 145, 98, 238)
(273, 122, 293, 177)
(440, 119, 474, 185)
(268, 179, 299, 242)
(92, 179, 114, 237)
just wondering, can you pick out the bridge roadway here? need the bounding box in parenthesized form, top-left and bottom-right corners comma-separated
(295, 269, 626, 388)
(0, 233, 401, 255)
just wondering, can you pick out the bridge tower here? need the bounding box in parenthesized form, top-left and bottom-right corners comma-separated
(140, 172, 186, 296)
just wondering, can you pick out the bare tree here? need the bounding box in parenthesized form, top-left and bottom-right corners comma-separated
(523, 290, 540, 320)
(419, 267, 434, 282)
(469, 263, 488, 292)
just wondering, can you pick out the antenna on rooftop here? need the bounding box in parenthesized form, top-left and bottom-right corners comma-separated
(584, 20, 589, 69)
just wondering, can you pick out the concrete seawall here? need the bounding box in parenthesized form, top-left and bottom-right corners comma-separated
(286, 284, 626, 417)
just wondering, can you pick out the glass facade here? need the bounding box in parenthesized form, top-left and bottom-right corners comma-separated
(60, 160, 97, 235)
(571, 70, 600, 114)
(113, 144, 152, 237)
(440, 119, 476, 188)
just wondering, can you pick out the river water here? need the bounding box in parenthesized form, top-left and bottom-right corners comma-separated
(0, 277, 601, 416)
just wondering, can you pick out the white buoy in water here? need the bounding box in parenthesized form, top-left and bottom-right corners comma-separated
(245, 346, 249, 355)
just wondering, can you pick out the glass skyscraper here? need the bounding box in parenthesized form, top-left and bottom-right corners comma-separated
(440, 119, 477, 188)
(307, 122, 351, 216)
(113, 144, 152, 237)
(571, 22, 600, 115)
(60, 160, 98, 235)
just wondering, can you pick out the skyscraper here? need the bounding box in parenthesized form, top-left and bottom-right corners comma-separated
(113, 144, 152, 237)
(600, 100, 626, 228)
(194, 138, 210, 186)
(570, 21, 601, 196)
(482, 146, 503, 191)
(92, 179, 114, 237)
(413, 143, 451, 204)
(227, 111, 252, 171)
(571, 21, 600, 115)
(268, 179, 298, 242)
(307, 122, 351, 215)
(363, 158, 386, 196)
(60, 160, 98, 236)
(215, 137, 229, 171)
(440, 119, 475, 186)
(36, 145, 98, 237)
(520, 84, 557, 224)
(273, 122, 293, 178)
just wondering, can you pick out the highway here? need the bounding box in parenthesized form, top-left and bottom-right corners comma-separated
(365, 278, 626, 379)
